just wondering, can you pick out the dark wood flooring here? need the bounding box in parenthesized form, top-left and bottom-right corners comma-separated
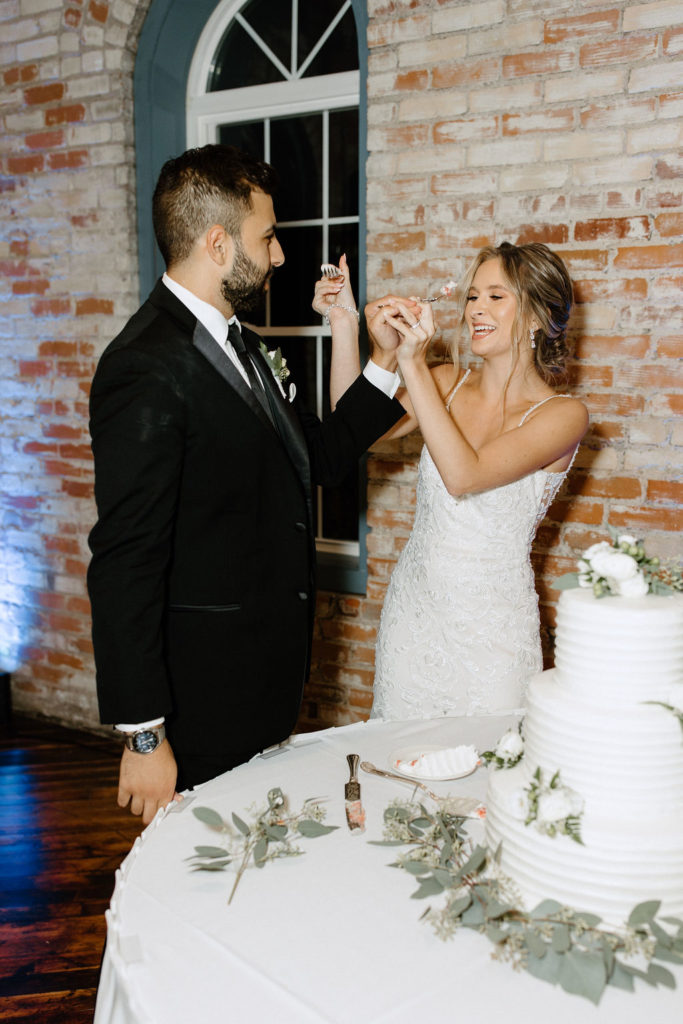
(0, 715, 142, 1023)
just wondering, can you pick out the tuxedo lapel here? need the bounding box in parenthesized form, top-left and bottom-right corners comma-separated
(245, 328, 311, 496)
(191, 321, 275, 436)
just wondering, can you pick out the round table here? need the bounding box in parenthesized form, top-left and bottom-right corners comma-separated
(94, 715, 682, 1023)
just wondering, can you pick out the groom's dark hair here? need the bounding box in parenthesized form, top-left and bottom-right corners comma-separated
(152, 144, 279, 267)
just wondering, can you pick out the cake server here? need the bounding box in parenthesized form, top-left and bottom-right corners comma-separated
(344, 753, 366, 833)
(360, 761, 485, 818)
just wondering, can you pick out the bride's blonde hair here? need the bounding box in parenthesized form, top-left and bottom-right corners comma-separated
(454, 241, 574, 388)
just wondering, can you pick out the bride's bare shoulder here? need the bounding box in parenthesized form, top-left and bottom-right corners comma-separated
(431, 361, 469, 397)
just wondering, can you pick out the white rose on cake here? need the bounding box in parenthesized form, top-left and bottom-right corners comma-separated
(614, 572, 648, 598)
(506, 788, 529, 821)
(536, 788, 574, 824)
(589, 549, 639, 582)
(583, 541, 611, 562)
(496, 730, 524, 760)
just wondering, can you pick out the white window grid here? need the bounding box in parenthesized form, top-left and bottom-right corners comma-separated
(186, 1, 360, 558)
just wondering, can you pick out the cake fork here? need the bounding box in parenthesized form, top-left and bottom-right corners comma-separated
(360, 760, 441, 802)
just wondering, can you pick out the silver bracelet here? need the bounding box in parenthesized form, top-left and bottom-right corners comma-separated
(324, 303, 360, 326)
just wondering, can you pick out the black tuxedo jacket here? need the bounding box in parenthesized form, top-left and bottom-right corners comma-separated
(87, 280, 404, 783)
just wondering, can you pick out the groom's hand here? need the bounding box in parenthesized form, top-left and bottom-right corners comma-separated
(365, 294, 421, 370)
(118, 740, 181, 825)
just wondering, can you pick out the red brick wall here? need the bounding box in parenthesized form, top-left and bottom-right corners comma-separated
(0, 0, 151, 726)
(301, 0, 683, 730)
(0, 1, 681, 735)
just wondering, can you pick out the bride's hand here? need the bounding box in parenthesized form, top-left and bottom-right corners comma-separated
(365, 293, 421, 354)
(380, 299, 436, 363)
(312, 253, 356, 319)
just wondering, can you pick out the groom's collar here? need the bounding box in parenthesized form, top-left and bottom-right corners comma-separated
(162, 272, 240, 344)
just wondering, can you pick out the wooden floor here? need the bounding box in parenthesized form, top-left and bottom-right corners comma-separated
(0, 715, 142, 1023)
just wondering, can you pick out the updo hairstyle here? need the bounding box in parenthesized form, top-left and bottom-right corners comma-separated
(457, 241, 574, 387)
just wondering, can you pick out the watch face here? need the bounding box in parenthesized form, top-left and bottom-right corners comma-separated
(133, 730, 159, 754)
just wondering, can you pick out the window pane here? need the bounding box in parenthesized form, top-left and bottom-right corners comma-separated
(268, 225, 321, 327)
(271, 115, 322, 221)
(218, 121, 265, 159)
(240, 0, 293, 72)
(329, 108, 358, 219)
(208, 20, 283, 91)
(299, 2, 357, 77)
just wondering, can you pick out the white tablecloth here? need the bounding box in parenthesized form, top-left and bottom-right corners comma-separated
(95, 716, 682, 1023)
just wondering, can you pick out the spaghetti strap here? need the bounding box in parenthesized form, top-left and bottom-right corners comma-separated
(445, 368, 471, 411)
(518, 392, 572, 427)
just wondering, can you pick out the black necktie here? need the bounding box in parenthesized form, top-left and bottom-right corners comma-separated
(227, 321, 273, 423)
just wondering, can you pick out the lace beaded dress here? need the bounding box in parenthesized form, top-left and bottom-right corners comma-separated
(371, 370, 577, 721)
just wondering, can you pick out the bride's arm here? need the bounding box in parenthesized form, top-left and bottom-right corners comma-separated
(312, 254, 360, 409)
(385, 302, 588, 494)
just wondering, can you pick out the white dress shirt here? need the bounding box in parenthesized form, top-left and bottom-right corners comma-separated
(116, 275, 400, 734)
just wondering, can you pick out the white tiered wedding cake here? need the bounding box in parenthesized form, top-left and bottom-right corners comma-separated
(485, 583, 683, 925)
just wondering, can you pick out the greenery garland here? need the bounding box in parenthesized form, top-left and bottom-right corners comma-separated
(372, 799, 683, 1005)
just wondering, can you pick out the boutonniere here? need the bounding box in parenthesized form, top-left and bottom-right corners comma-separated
(259, 342, 290, 384)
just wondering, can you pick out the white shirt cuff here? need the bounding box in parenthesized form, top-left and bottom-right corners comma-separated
(115, 717, 165, 733)
(363, 359, 400, 399)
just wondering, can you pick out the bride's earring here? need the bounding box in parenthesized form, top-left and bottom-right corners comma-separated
(529, 327, 536, 349)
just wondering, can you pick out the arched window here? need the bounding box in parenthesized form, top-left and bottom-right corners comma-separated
(135, 0, 369, 591)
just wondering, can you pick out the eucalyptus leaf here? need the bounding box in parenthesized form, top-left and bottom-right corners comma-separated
(653, 943, 683, 965)
(253, 836, 268, 866)
(551, 923, 571, 953)
(264, 823, 288, 841)
(647, 963, 676, 989)
(607, 961, 635, 992)
(485, 924, 507, 944)
(411, 876, 445, 899)
(461, 899, 486, 926)
(447, 894, 472, 919)
(552, 572, 580, 590)
(192, 806, 226, 829)
(525, 947, 562, 985)
(575, 911, 602, 927)
(558, 949, 606, 1005)
(297, 820, 338, 838)
(191, 860, 231, 871)
(525, 929, 548, 958)
(599, 936, 614, 975)
(402, 859, 432, 876)
(530, 898, 564, 918)
(433, 867, 455, 889)
(457, 845, 487, 878)
(628, 900, 661, 927)
(231, 812, 250, 836)
(650, 920, 674, 948)
(193, 845, 230, 859)
(486, 897, 512, 920)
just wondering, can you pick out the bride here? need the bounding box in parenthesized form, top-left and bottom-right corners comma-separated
(363, 242, 588, 720)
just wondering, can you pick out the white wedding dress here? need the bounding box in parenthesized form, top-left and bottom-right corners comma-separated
(371, 370, 576, 721)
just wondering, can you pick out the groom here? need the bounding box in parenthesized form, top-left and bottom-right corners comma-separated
(87, 144, 404, 823)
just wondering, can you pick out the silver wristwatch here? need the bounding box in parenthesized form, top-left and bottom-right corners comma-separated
(122, 723, 166, 754)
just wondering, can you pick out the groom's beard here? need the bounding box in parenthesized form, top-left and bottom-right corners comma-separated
(221, 238, 272, 314)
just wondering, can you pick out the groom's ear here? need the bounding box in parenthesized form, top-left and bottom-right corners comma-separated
(205, 225, 234, 268)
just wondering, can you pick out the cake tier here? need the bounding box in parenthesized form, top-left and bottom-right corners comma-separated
(553, 589, 683, 703)
(486, 762, 683, 926)
(523, 669, 683, 815)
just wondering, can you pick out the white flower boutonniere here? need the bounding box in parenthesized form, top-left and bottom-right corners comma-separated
(259, 342, 290, 384)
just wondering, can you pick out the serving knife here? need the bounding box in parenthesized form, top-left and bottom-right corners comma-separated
(344, 753, 366, 833)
